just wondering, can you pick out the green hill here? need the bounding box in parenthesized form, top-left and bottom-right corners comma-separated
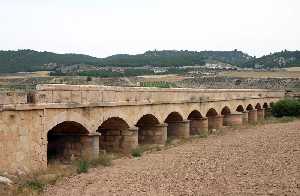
(242, 50, 300, 68)
(2, 49, 299, 73)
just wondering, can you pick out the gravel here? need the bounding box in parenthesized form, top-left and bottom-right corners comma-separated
(43, 121, 300, 196)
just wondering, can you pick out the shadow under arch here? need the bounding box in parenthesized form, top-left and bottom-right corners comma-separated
(136, 114, 162, 144)
(97, 117, 131, 152)
(47, 121, 89, 164)
(236, 105, 245, 112)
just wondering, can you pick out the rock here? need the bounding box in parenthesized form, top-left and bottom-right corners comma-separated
(37, 174, 59, 183)
(0, 176, 13, 186)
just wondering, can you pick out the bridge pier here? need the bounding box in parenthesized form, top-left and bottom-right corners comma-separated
(120, 127, 138, 153)
(242, 111, 249, 124)
(264, 108, 272, 118)
(248, 109, 258, 123)
(223, 113, 243, 126)
(138, 123, 167, 145)
(257, 109, 265, 122)
(189, 117, 208, 136)
(80, 134, 100, 160)
(99, 127, 138, 153)
(208, 115, 223, 131)
(167, 120, 190, 139)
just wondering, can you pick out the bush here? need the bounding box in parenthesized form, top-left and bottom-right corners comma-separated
(21, 180, 45, 193)
(131, 147, 143, 157)
(76, 160, 89, 174)
(272, 99, 300, 117)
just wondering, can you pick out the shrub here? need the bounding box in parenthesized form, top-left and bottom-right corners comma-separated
(76, 160, 89, 174)
(21, 180, 45, 193)
(271, 99, 300, 117)
(131, 147, 143, 157)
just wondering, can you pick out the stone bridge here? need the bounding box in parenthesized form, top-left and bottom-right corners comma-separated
(0, 84, 285, 173)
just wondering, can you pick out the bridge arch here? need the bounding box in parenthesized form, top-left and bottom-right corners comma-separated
(164, 112, 187, 138)
(221, 106, 231, 115)
(97, 117, 131, 152)
(236, 105, 245, 112)
(136, 114, 162, 144)
(255, 103, 262, 110)
(187, 110, 203, 119)
(263, 102, 269, 109)
(246, 104, 254, 111)
(47, 121, 89, 164)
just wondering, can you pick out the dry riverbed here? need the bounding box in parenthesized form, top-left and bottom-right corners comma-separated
(41, 121, 300, 196)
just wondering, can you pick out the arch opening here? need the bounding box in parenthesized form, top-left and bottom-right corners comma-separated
(236, 105, 244, 112)
(246, 104, 254, 111)
(263, 103, 268, 109)
(136, 114, 161, 144)
(206, 108, 222, 131)
(255, 103, 262, 110)
(47, 121, 89, 164)
(188, 110, 206, 135)
(97, 117, 130, 152)
(206, 108, 218, 117)
(164, 112, 186, 138)
(188, 110, 203, 120)
(221, 106, 231, 115)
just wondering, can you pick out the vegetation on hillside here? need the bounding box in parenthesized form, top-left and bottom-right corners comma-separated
(0, 49, 252, 73)
(242, 50, 300, 68)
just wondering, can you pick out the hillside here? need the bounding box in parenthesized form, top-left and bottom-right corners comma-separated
(0, 49, 252, 73)
(0, 50, 99, 73)
(242, 50, 300, 68)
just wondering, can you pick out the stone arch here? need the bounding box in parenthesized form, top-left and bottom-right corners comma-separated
(164, 112, 188, 138)
(187, 110, 203, 120)
(246, 104, 254, 111)
(188, 110, 207, 135)
(255, 103, 262, 110)
(97, 117, 133, 152)
(206, 108, 222, 131)
(206, 108, 218, 117)
(165, 112, 184, 122)
(45, 111, 92, 135)
(136, 114, 164, 144)
(236, 105, 245, 112)
(47, 121, 89, 164)
(263, 102, 269, 109)
(221, 106, 231, 115)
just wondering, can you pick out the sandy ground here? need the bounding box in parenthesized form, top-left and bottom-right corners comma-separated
(44, 121, 300, 196)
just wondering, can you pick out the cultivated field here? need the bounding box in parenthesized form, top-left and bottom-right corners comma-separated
(220, 70, 300, 78)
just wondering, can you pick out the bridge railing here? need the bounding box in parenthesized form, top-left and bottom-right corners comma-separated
(0, 84, 285, 106)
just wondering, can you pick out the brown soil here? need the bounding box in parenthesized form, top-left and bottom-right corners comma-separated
(43, 121, 300, 196)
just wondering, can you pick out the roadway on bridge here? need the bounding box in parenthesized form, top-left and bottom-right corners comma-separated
(44, 121, 300, 196)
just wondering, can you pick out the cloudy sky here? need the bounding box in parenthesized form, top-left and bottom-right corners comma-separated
(0, 0, 299, 57)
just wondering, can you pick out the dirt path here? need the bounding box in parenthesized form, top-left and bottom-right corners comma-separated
(44, 121, 300, 196)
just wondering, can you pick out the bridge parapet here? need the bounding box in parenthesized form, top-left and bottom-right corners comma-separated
(0, 84, 285, 106)
(33, 84, 284, 105)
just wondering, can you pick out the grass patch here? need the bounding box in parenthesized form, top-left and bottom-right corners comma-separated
(198, 131, 208, 138)
(90, 154, 112, 167)
(131, 147, 144, 157)
(75, 159, 89, 174)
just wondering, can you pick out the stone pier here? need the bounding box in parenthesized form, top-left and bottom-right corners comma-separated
(223, 113, 243, 126)
(242, 111, 249, 124)
(167, 120, 190, 139)
(257, 109, 265, 122)
(189, 117, 208, 136)
(248, 109, 258, 124)
(138, 123, 167, 145)
(208, 115, 223, 131)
